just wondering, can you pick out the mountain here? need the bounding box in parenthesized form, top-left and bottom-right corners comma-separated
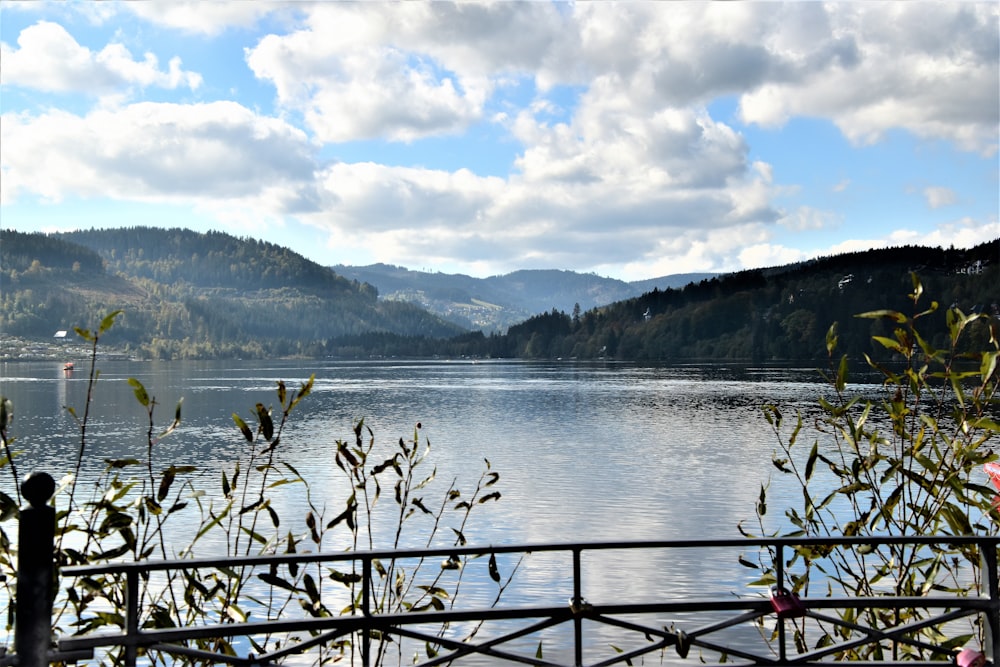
(331, 264, 715, 331)
(0, 227, 464, 359)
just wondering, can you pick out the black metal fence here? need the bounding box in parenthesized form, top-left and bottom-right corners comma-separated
(3, 473, 998, 666)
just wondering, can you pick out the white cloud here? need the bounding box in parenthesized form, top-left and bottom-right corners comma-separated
(778, 207, 840, 232)
(245, 2, 566, 143)
(737, 244, 811, 271)
(737, 3, 999, 156)
(886, 217, 1000, 250)
(1, 102, 314, 213)
(2, 2, 996, 279)
(121, 2, 277, 36)
(923, 186, 957, 209)
(0, 21, 202, 94)
(237, 2, 999, 155)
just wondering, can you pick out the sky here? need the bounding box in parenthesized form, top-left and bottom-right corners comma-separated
(1, 2, 998, 281)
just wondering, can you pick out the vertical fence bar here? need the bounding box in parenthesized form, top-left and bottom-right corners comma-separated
(572, 547, 582, 667)
(775, 543, 786, 663)
(983, 540, 999, 661)
(15, 472, 56, 667)
(123, 569, 139, 667)
(362, 556, 371, 667)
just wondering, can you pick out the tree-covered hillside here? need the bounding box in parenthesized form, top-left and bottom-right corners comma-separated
(323, 240, 999, 362)
(1, 228, 464, 359)
(60, 227, 367, 296)
(488, 241, 1000, 362)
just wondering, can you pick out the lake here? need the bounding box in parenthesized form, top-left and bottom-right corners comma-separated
(0, 358, 840, 542)
(0, 358, 896, 663)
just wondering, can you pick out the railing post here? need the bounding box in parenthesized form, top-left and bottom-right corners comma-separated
(983, 540, 999, 662)
(15, 472, 56, 667)
(572, 548, 582, 667)
(775, 543, 786, 664)
(362, 557, 371, 667)
(124, 569, 139, 667)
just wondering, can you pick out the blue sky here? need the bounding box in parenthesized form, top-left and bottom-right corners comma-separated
(1, 2, 997, 280)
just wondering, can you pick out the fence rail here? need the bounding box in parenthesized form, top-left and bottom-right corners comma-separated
(3, 472, 998, 666)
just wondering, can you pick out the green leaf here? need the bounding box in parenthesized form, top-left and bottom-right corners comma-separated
(158, 467, 176, 501)
(478, 491, 501, 504)
(825, 322, 838, 356)
(328, 569, 362, 585)
(856, 309, 907, 323)
(805, 442, 818, 482)
(256, 403, 273, 441)
(412, 497, 432, 514)
(289, 375, 314, 411)
(940, 503, 973, 535)
(98, 310, 123, 335)
(835, 354, 848, 393)
(982, 351, 999, 384)
(158, 399, 183, 440)
(488, 552, 501, 583)
(127, 378, 149, 407)
(258, 572, 299, 593)
(276, 380, 287, 408)
(73, 326, 95, 343)
(326, 501, 356, 531)
(871, 336, 905, 353)
(233, 413, 254, 442)
(105, 458, 141, 469)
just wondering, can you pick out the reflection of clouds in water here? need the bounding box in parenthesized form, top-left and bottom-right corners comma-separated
(3, 360, 864, 661)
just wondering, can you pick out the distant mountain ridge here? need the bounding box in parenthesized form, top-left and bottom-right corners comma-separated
(331, 263, 715, 331)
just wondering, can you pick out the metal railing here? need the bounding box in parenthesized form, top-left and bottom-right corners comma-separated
(4, 472, 998, 666)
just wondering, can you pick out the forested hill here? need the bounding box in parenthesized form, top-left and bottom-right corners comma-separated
(323, 240, 999, 362)
(59, 227, 360, 295)
(479, 240, 999, 362)
(1, 227, 464, 359)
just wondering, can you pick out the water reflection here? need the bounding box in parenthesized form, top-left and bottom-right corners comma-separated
(1, 359, 856, 544)
(1, 359, 886, 661)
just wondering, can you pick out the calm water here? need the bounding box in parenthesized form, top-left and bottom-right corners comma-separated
(0, 358, 879, 663)
(0, 359, 837, 542)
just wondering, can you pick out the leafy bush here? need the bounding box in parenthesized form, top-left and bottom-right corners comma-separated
(742, 275, 1000, 658)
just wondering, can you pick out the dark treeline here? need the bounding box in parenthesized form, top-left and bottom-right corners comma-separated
(2, 227, 997, 362)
